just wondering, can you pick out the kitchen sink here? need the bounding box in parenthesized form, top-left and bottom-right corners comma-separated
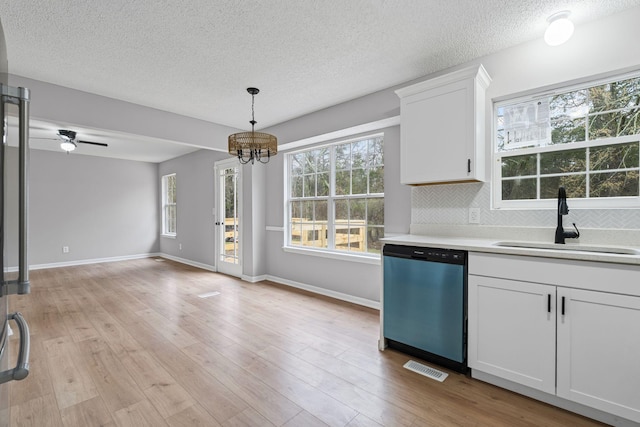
(493, 241, 640, 255)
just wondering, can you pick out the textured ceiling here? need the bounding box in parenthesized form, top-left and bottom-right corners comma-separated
(2, 0, 640, 152)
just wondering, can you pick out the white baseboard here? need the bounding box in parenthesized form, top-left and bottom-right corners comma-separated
(10, 253, 161, 272)
(265, 275, 380, 310)
(158, 254, 217, 272)
(241, 274, 268, 283)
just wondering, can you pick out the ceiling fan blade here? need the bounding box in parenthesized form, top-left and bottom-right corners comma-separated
(77, 140, 108, 147)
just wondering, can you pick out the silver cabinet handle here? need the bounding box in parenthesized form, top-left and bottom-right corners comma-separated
(0, 312, 31, 384)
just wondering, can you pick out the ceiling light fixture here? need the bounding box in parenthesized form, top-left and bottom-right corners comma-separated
(59, 138, 77, 152)
(228, 87, 277, 164)
(544, 11, 574, 46)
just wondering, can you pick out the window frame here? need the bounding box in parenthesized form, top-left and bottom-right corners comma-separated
(492, 70, 640, 210)
(161, 173, 177, 237)
(284, 133, 384, 261)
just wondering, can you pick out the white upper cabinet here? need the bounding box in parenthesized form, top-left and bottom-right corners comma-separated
(396, 65, 491, 185)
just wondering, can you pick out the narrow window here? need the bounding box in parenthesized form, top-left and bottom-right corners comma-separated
(162, 173, 177, 236)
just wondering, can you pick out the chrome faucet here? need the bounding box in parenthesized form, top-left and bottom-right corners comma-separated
(555, 186, 580, 244)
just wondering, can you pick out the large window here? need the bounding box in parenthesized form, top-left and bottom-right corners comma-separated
(494, 72, 640, 209)
(287, 134, 384, 256)
(162, 173, 176, 236)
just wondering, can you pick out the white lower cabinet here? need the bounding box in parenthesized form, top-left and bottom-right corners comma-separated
(556, 288, 640, 423)
(468, 253, 640, 424)
(468, 276, 556, 394)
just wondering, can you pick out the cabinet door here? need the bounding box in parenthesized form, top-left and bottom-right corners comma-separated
(400, 78, 474, 184)
(557, 289, 640, 423)
(468, 275, 556, 394)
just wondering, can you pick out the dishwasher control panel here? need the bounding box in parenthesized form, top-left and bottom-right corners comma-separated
(384, 244, 466, 265)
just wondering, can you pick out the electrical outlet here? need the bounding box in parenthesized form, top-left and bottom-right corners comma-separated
(468, 208, 480, 224)
(179, 243, 182, 251)
(62, 246, 69, 253)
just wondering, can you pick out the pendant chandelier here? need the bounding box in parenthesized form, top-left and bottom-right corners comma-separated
(228, 87, 278, 164)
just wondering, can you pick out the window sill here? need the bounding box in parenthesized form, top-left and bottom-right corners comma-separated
(283, 246, 381, 265)
(161, 234, 177, 239)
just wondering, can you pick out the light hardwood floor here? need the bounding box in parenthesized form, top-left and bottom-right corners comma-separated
(8, 258, 604, 427)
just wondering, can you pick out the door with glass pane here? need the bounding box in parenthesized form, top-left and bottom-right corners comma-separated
(215, 159, 242, 277)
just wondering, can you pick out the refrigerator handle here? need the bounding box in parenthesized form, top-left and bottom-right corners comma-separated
(17, 88, 30, 292)
(0, 312, 30, 384)
(1, 85, 30, 295)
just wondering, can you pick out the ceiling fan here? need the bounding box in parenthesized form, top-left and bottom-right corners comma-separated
(33, 129, 108, 152)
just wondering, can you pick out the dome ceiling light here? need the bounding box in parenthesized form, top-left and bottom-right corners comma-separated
(544, 11, 574, 46)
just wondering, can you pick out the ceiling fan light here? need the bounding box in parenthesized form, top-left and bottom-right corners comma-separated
(60, 141, 77, 152)
(544, 11, 574, 46)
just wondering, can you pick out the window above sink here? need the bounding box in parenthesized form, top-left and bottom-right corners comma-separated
(493, 70, 640, 210)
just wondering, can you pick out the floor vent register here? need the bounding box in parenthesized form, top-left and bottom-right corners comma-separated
(403, 360, 448, 382)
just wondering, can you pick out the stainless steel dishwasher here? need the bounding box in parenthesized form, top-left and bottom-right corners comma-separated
(383, 244, 467, 373)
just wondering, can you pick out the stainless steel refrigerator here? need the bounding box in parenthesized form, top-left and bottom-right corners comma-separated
(0, 17, 32, 427)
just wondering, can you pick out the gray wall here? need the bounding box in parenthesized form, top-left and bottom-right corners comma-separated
(5, 147, 159, 267)
(10, 75, 240, 151)
(158, 149, 229, 267)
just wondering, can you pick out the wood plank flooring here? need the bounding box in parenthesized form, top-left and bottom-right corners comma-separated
(8, 258, 605, 426)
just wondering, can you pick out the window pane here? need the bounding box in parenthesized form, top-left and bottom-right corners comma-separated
(301, 222, 316, 247)
(290, 219, 302, 244)
(336, 144, 351, 170)
(303, 175, 315, 197)
(540, 175, 586, 199)
(367, 226, 384, 254)
(335, 170, 350, 195)
(590, 171, 639, 197)
(167, 205, 176, 233)
(350, 199, 366, 221)
(314, 200, 328, 221)
(347, 226, 365, 252)
(590, 142, 639, 171)
(502, 178, 536, 200)
(589, 77, 640, 112)
(291, 154, 304, 175)
(589, 108, 640, 140)
(291, 176, 303, 198)
(368, 137, 384, 166)
(540, 148, 586, 174)
(335, 200, 349, 251)
(317, 148, 330, 172)
(317, 172, 329, 196)
(352, 169, 367, 194)
(550, 90, 588, 120)
(501, 155, 536, 178)
(303, 150, 316, 174)
(351, 140, 368, 169)
(551, 117, 586, 144)
(302, 200, 314, 220)
(367, 198, 384, 226)
(369, 166, 384, 193)
(335, 199, 349, 222)
(291, 201, 301, 219)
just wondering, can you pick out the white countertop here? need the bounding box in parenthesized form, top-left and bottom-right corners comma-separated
(381, 228, 640, 266)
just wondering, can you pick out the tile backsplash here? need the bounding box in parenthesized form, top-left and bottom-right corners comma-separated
(412, 182, 640, 230)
